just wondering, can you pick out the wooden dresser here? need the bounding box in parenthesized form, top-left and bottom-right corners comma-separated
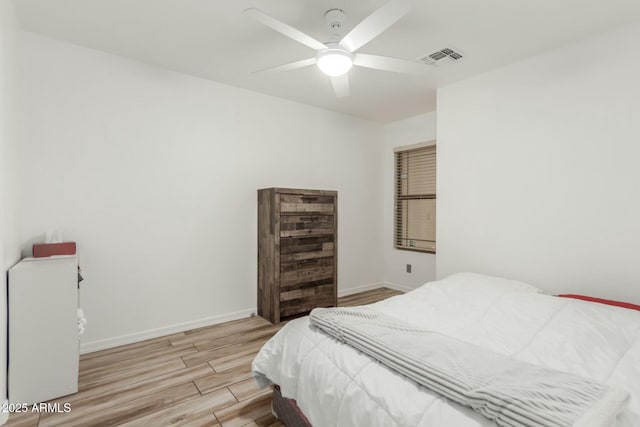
(258, 188, 337, 323)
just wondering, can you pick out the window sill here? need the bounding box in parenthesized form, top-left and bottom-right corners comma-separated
(394, 246, 436, 254)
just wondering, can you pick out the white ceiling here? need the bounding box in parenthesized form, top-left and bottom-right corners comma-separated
(13, 0, 640, 123)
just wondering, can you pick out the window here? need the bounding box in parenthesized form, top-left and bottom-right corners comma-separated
(394, 142, 436, 253)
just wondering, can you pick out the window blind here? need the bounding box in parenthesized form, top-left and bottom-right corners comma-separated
(395, 145, 436, 252)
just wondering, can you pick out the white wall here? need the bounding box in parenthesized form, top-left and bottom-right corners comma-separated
(19, 33, 385, 352)
(437, 23, 640, 301)
(382, 112, 437, 290)
(0, 0, 22, 422)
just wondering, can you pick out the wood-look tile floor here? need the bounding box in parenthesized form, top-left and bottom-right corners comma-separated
(5, 287, 402, 427)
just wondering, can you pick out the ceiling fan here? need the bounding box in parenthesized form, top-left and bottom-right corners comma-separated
(245, 0, 428, 98)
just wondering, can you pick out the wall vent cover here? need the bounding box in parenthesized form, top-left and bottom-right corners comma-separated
(420, 47, 463, 66)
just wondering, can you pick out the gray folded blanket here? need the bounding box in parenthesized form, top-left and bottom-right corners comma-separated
(310, 307, 628, 427)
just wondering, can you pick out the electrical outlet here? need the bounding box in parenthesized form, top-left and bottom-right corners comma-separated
(406, 264, 412, 273)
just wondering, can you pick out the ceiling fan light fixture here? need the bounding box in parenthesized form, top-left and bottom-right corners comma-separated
(317, 48, 353, 77)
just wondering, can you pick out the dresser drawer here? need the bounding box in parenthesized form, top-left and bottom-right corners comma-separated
(280, 235, 334, 262)
(279, 284, 335, 319)
(280, 215, 334, 238)
(279, 194, 335, 213)
(280, 257, 333, 288)
(280, 283, 334, 302)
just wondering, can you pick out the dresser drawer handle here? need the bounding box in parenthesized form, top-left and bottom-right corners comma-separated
(299, 216, 321, 222)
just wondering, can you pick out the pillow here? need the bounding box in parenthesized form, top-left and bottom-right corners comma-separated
(557, 294, 640, 312)
(437, 272, 543, 294)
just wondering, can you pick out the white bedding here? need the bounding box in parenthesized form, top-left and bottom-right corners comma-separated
(252, 273, 640, 427)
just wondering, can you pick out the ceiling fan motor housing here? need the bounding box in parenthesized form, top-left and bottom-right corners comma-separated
(325, 9, 346, 31)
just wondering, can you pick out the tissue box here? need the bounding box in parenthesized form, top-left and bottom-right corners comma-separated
(33, 242, 76, 258)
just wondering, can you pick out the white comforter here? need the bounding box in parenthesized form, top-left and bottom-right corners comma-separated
(252, 273, 640, 427)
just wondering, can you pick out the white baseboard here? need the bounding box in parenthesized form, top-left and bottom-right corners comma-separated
(381, 281, 415, 293)
(80, 308, 256, 354)
(337, 281, 414, 297)
(81, 283, 415, 355)
(338, 282, 386, 297)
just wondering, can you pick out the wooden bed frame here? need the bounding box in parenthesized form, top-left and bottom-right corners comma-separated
(272, 385, 312, 427)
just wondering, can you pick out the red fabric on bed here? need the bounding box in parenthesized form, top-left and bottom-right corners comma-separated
(558, 294, 640, 311)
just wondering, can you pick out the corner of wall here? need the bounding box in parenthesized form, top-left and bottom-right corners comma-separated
(1, 0, 24, 420)
(381, 111, 438, 288)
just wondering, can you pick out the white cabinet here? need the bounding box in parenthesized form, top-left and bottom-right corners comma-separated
(8, 255, 79, 404)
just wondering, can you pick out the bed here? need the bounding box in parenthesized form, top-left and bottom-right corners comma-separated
(252, 273, 640, 426)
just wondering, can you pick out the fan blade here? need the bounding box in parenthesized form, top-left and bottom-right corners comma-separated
(340, 0, 411, 52)
(253, 58, 317, 74)
(245, 8, 327, 51)
(331, 74, 350, 98)
(354, 53, 429, 75)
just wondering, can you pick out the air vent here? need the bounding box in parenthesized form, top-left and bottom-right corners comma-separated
(419, 47, 463, 66)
